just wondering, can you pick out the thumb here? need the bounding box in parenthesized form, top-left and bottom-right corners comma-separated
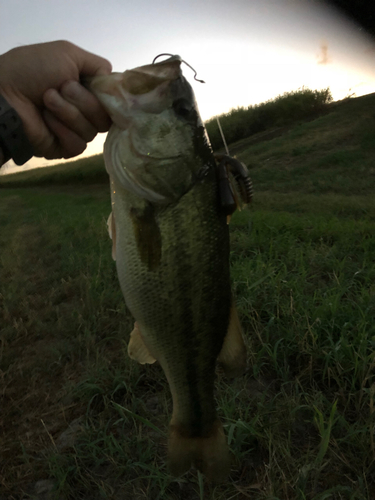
(74, 46, 112, 77)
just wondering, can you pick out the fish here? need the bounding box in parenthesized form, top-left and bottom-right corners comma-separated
(88, 55, 248, 481)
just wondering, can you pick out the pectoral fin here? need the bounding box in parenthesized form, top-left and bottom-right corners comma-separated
(107, 211, 117, 261)
(130, 204, 162, 271)
(217, 303, 247, 377)
(128, 322, 157, 365)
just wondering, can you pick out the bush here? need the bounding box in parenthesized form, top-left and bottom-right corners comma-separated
(205, 87, 332, 151)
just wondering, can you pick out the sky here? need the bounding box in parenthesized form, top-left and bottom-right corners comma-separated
(1, 0, 374, 174)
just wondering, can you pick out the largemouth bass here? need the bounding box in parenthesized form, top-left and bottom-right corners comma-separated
(89, 56, 247, 481)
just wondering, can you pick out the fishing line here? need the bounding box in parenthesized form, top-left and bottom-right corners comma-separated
(152, 54, 205, 83)
(216, 117, 230, 156)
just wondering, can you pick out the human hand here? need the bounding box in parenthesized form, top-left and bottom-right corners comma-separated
(0, 40, 112, 161)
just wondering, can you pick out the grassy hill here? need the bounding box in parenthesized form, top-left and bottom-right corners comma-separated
(0, 153, 108, 187)
(1, 90, 374, 196)
(1, 92, 375, 499)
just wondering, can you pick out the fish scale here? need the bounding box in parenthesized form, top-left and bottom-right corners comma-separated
(88, 55, 247, 481)
(113, 166, 231, 431)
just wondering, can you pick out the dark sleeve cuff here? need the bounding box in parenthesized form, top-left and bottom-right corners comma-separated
(0, 93, 34, 165)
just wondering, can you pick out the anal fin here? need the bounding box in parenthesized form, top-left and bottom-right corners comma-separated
(128, 322, 157, 365)
(217, 302, 247, 377)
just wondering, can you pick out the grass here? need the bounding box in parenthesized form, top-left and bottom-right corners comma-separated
(1, 92, 375, 499)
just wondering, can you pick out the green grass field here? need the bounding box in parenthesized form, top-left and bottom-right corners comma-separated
(1, 92, 375, 499)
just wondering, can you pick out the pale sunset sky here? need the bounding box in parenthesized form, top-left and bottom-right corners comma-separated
(0, 0, 374, 174)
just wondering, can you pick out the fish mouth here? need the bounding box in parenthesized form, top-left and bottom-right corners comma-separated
(87, 56, 183, 99)
(121, 56, 183, 95)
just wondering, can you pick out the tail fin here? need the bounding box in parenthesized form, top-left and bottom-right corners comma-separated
(168, 420, 231, 482)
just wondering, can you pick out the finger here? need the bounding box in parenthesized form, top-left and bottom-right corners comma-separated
(42, 109, 87, 159)
(43, 88, 97, 142)
(60, 80, 111, 132)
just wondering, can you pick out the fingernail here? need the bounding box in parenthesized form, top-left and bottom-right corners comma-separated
(63, 80, 81, 99)
(95, 67, 112, 76)
(95, 60, 112, 76)
(44, 88, 64, 108)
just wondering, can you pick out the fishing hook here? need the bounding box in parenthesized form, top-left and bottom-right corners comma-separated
(152, 53, 205, 83)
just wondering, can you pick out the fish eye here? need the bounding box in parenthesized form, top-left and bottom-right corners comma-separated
(172, 98, 193, 119)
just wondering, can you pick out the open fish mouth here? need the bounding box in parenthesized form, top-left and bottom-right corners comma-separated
(86, 56, 183, 108)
